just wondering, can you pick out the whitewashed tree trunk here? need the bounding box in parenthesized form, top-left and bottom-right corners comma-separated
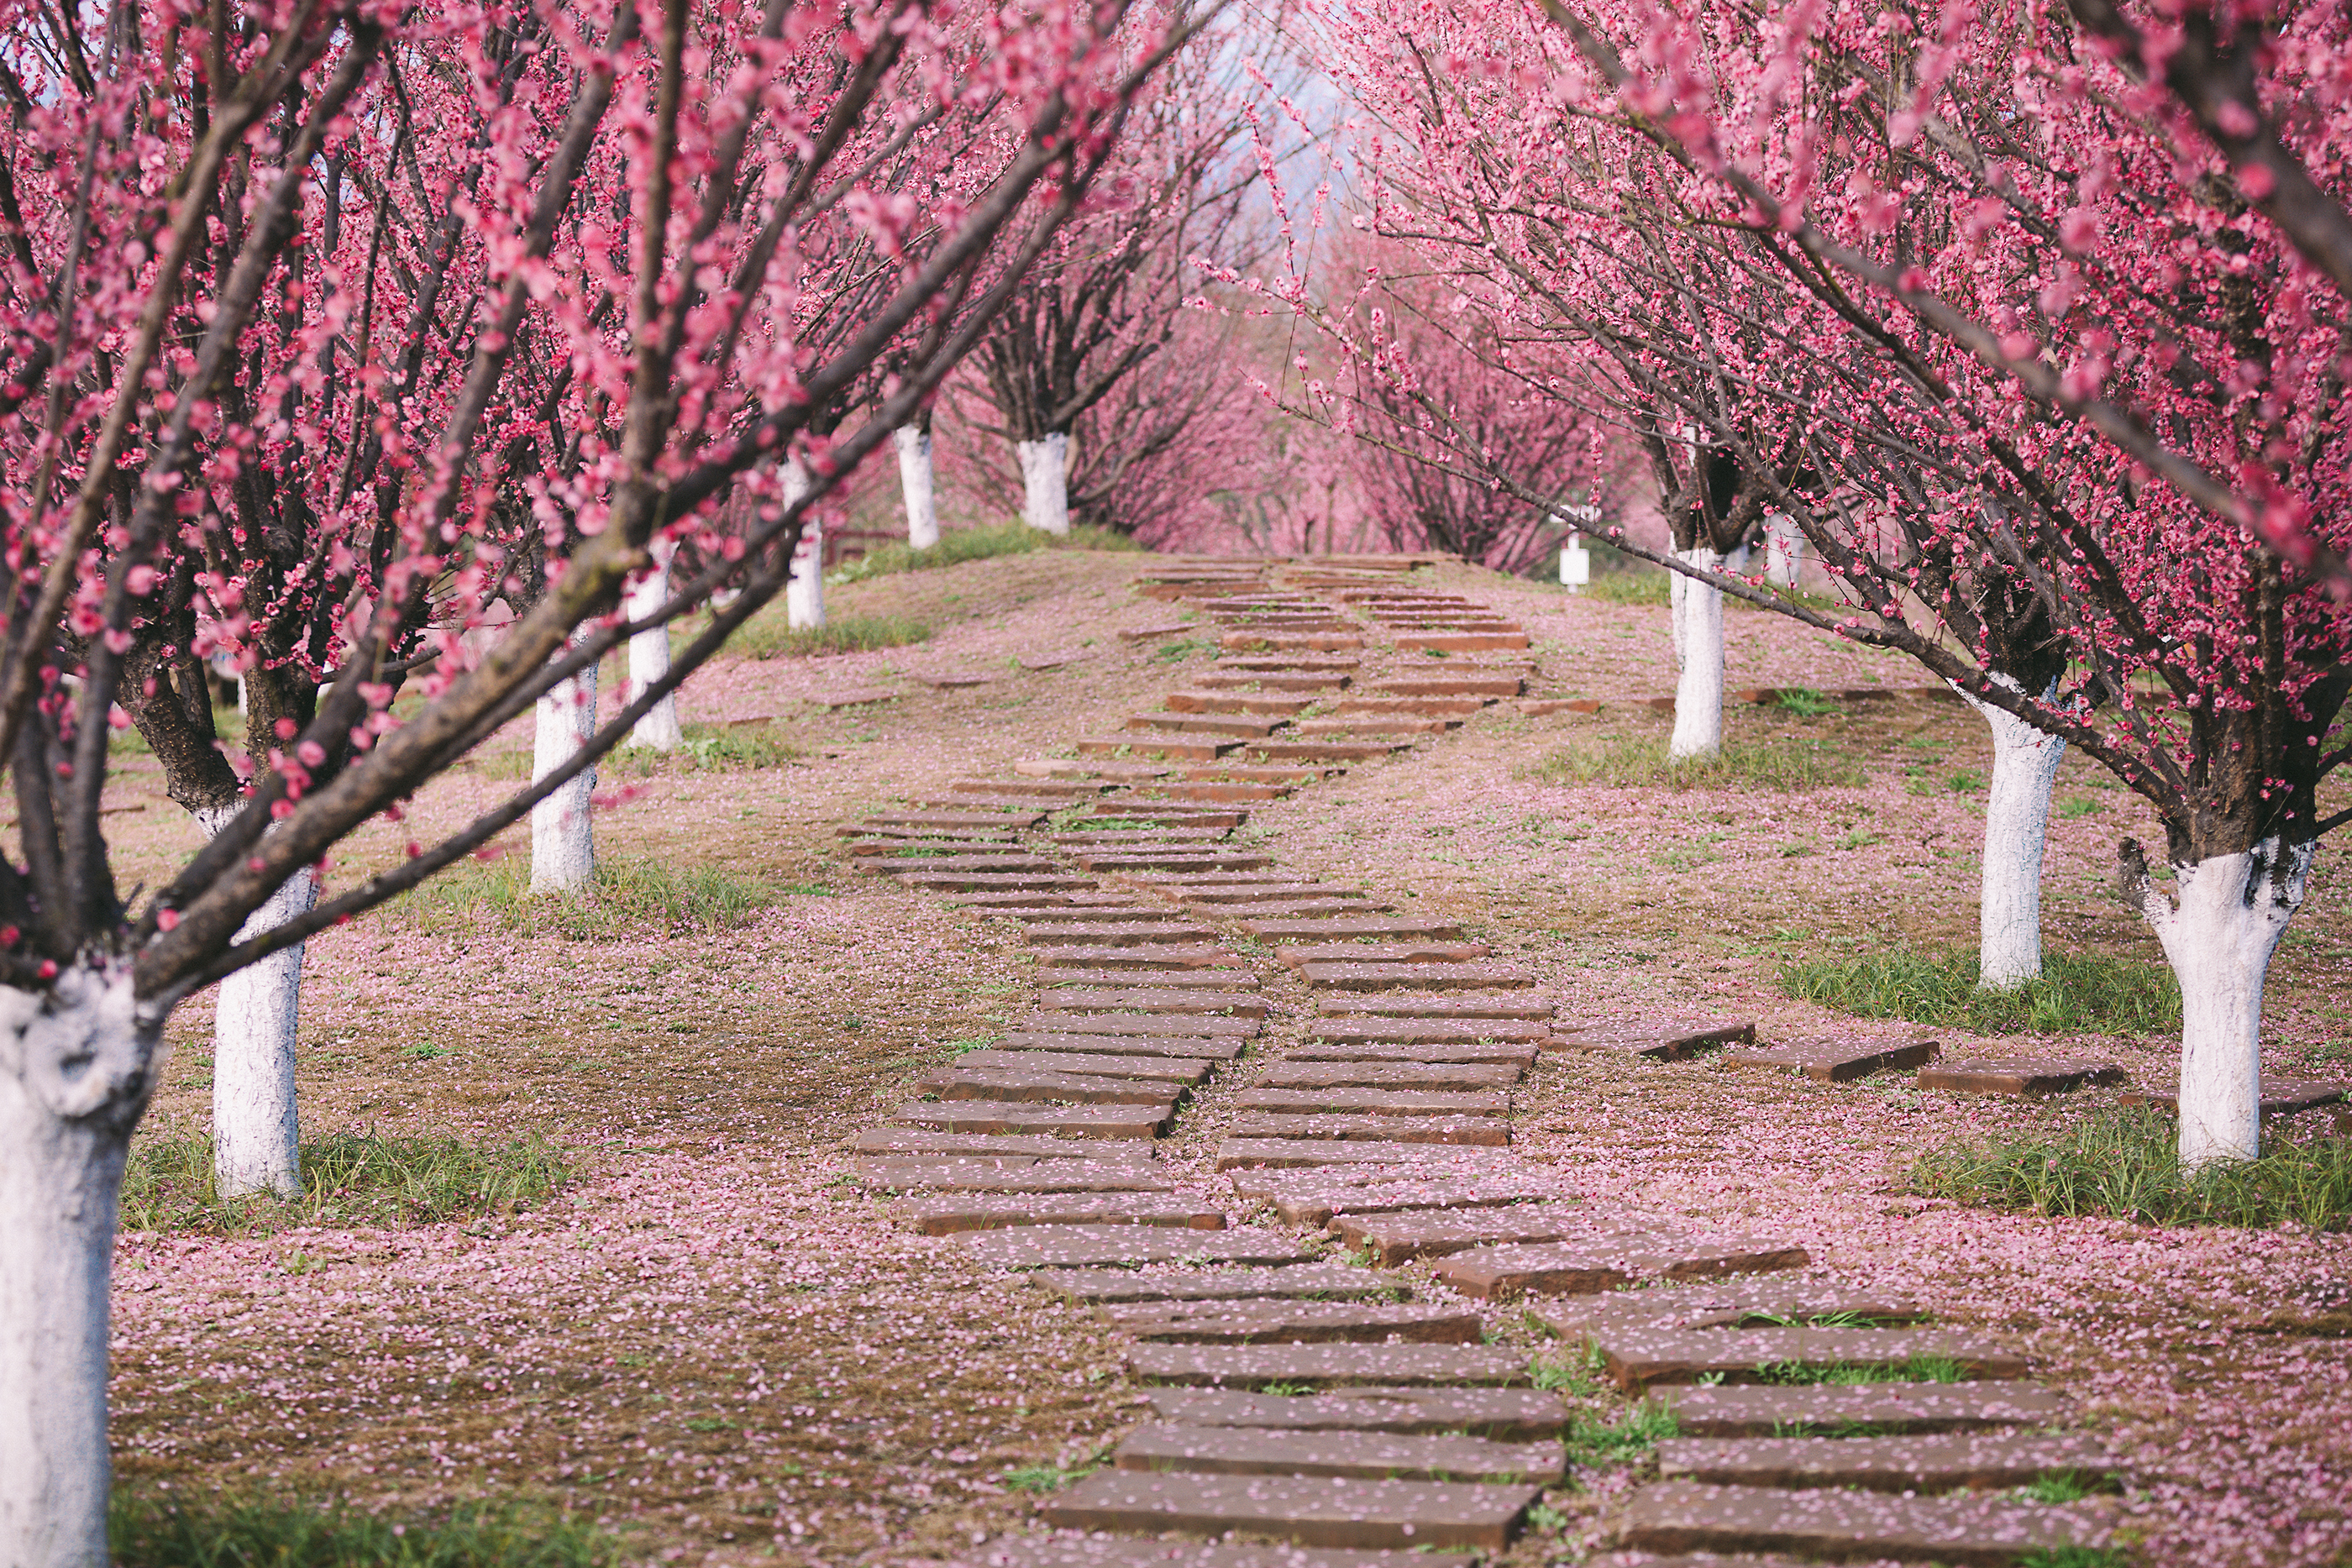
(1667, 564, 1688, 664)
(531, 637, 598, 893)
(1765, 512, 1805, 587)
(0, 962, 155, 1568)
(2128, 838, 2311, 1167)
(895, 424, 940, 549)
(1668, 547, 1724, 759)
(194, 807, 316, 1198)
(782, 460, 824, 630)
(1958, 677, 2066, 991)
(1017, 432, 1070, 535)
(624, 537, 683, 750)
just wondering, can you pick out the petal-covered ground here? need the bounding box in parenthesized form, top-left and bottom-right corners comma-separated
(102, 553, 2352, 1565)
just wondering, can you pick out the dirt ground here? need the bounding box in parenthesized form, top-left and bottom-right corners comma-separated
(100, 553, 2352, 1566)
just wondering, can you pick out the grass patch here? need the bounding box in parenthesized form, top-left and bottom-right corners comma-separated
(395, 854, 780, 941)
(2019, 1549, 2132, 1568)
(1911, 1106, 2352, 1230)
(1751, 1354, 1967, 1385)
(1000, 1464, 1089, 1493)
(827, 520, 1138, 585)
(1778, 943, 2180, 1036)
(120, 1130, 568, 1235)
(608, 721, 800, 775)
(1532, 735, 1868, 792)
(1530, 1343, 1609, 1396)
(1774, 686, 1837, 717)
(1563, 1402, 1680, 1469)
(722, 612, 932, 659)
(1581, 569, 1671, 606)
(2059, 794, 2102, 818)
(112, 1490, 613, 1568)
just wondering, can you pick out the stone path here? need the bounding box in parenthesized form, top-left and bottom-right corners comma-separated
(837, 560, 2120, 1565)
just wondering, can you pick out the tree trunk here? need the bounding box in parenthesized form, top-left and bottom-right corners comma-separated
(1017, 432, 1070, 535)
(530, 638, 598, 893)
(0, 962, 156, 1568)
(2131, 838, 2311, 1167)
(782, 461, 824, 630)
(1765, 512, 1805, 587)
(1960, 679, 2066, 991)
(1669, 547, 1724, 759)
(895, 424, 940, 549)
(195, 808, 316, 1198)
(624, 537, 683, 750)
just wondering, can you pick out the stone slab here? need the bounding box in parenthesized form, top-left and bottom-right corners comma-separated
(948, 778, 1110, 799)
(1228, 1172, 1557, 1228)
(1015, 905, 1202, 925)
(1656, 1431, 2118, 1492)
(2119, 1078, 2348, 1115)
(1316, 999, 1556, 1021)
(1127, 713, 1284, 738)
(1567, 1326, 2031, 1390)
(1076, 853, 1279, 873)
(1256, 1062, 1524, 1093)
(1332, 698, 1488, 718)
(1427, 1236, 1813, 1299)
(1016, 760, 1172, 781)
(912, 1067, 1184, 1106)
(892, 1100, 1171, 1140)
(1917, 1059, 2129, 1096)
(1228, 1115, 1511, 1146)
(1173, 885, 1375, 905)
(1537, 1285, 1927, 1335)
(1146, 1387, 1567, 1440)
(1025, 1012, 1259, 1038)
(1371, 677, 1525, 697)
(1613, 1480, 2108, 1565)
(857, 1157, 1177, 1193)
(1152, 783, 1294, 803)
(1236, 1088, 1512, 1118)
(1277, 944, 1491, 968)
(1129, 1342, 1535, 1388)
(1078, 736, 1242, 761)
(1026, 946, 1242, 971)
(1040, 968, 1259, 990)
(1648, 1381, 2075, 1437)
(1115, 1423, 1562, 1484)
(1302, 963, 1536, 993)
(1721, 1036, 1941, 1082)
(1104, 1300, 1486, 1345)
(1207, 900, 1400, 920)
(844, 837, 1021, 856)
(953, 1225, 1312, 1270)
(861, 854, 1060, 874)
(848, 1129, 1159, 1164)
(1165, 690, 1318, 716)
(1394, 632, 1529, 651)
(1332, 1205, 1614, 1266)
(959, 1049, 1218, 1085)
(1239, 917, 1467, 941)
(915, 796, 1087, 815)
(1549, 1020, 1756, 1062)
(1119, 621, 1200, 642)
(1041, 1470, 1536, 1551)
(1075, 807, 1250, 828)
(1021, 922, 1224, 947)
(1288, 1040, 1539, 1067)
(903, 873, 1098, 892)
(1032, 1264, 1410, 1306)
(1215, 1141, 1515, 1171)
(1246, 742, 1413, 762)
(1041, 989, 1268, 1018)
(1294, 717, 1457, 737)
(895, 1196, 1228, 1236)
(1001, 1031, 1247, 1062)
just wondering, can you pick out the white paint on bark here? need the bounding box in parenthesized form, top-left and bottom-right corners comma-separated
(0, 962, 154, 1568)
(895, 424, 939, 549)
(195, 805, 314, 1198)
(1668, 546, 1724, 759)
(2128, 837, 2312, 1167)
(1765, 512, 1805, 586)
(1018, 432, 1070, 535)
(531, 637, 598, 893)
(782, 460, 824, 630)
(1957, 676, 2067, 991)
(624, 537, 683, 750)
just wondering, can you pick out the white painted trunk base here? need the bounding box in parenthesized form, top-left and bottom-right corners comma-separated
(1765, 512, 1805, 586)
(1961, 679, 2066, 991)
(1018, 433, 1071, 536)
(895, 425, 939, 549)
(2133, 840, 2312, 1167)
(1669, 547, 1724, 760)
(193, 807, 314, 1199)
(0, 963, 152, 1568)
(782, 461, 823, 630)
(624, 538, 683, 750)
(531, 646, 598, 894)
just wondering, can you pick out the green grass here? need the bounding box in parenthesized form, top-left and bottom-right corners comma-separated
(2059, 794, 2103, 818)
(1530, 1343, 1610, 1396)
(827, 520, 1138, 585)
(1774, 686, 1838, 717)
(1000, 1464, 1089, 1493)
(1911, 1106, 2352, 1230)
(722, 611, 932, 659)
(1562, 1402, 1680, 1469)
(111, 1491, 614, 1568)
(394, 854, 782, 941)
(1778, 943, 2181, 1036)
(1581, 570, 1671, 606)
(606, 721, 801, 775)
(2018, 1470, 2116, 1504)
(1751, 1354, 1967, 1385)
(2019, 1548, 2132, 1568)
(1531, 735, 1869, 792)
(119, 1130, 568, 1235)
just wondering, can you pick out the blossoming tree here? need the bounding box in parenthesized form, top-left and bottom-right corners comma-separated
(0, 0, 1200, 1558)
